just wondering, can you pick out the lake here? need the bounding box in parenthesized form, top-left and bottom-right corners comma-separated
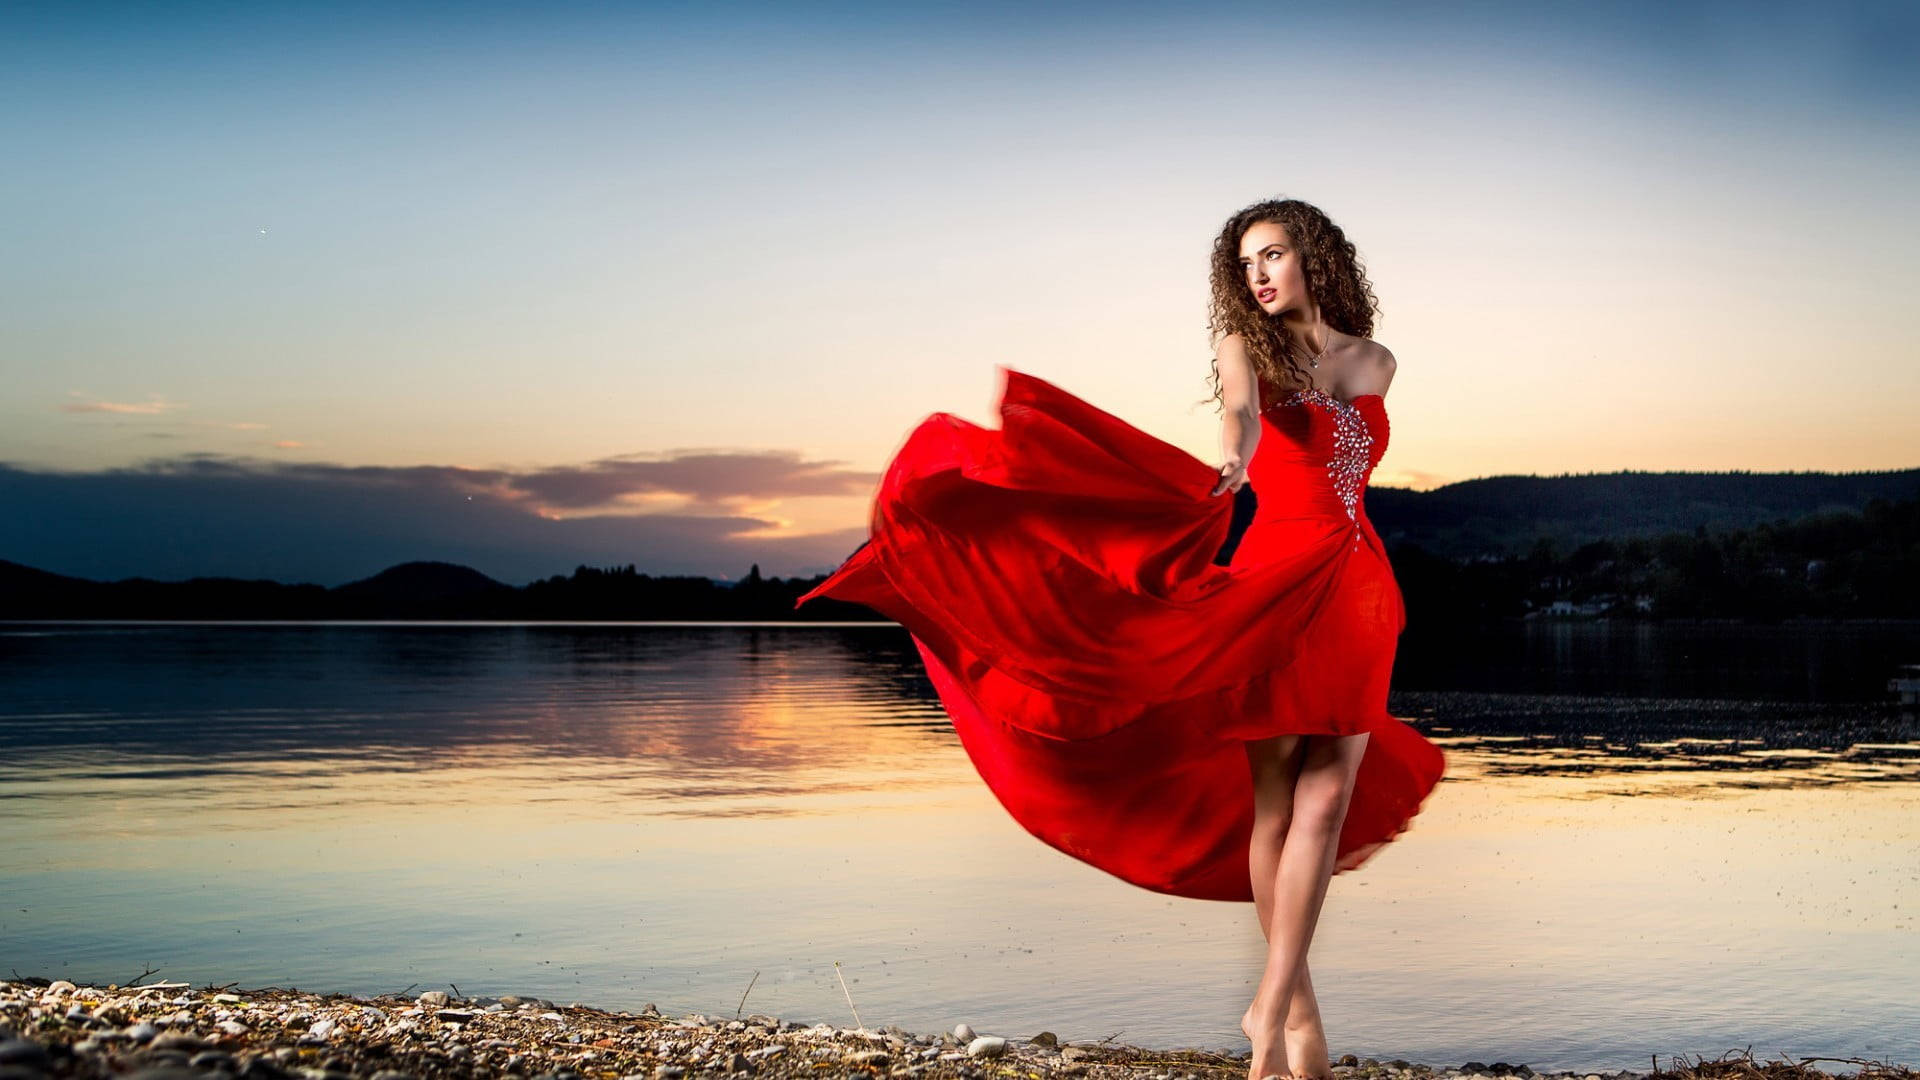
(1, 619, 1916, 1074)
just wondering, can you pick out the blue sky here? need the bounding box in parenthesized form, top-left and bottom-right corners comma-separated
(2, 0, 1915, 585)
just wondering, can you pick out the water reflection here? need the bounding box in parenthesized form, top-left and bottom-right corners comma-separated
(1395, 689, 1920, 788)
(1, 620, 1916, 1071)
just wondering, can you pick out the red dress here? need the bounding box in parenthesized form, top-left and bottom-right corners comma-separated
(794, 365, 1445, 902)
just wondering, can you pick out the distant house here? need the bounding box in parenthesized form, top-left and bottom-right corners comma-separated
(1890, 664, 1920, 705)
(1543, 595, 1623, 617)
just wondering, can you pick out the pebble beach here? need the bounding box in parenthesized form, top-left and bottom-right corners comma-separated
(2, 977, 1912, 1080)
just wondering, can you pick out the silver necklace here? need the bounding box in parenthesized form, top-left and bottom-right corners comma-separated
(1303, 316, 1334, 369)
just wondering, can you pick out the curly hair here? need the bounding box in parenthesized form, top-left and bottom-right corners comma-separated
(1199, 198, 1381, 413)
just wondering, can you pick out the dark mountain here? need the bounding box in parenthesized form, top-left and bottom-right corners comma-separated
(3, 469, 1916, 622)
(331, 561, 517, 617)
(1363, 468, 1920, 560)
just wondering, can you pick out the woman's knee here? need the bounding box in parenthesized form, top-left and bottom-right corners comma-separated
(1290, 733, 1369, 834)
(1288, 783, 1347, 836)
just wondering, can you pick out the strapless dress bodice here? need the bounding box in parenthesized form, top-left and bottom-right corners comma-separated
(1246, 387, 1390, 541)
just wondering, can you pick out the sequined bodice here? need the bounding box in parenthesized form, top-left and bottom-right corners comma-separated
(1250, 387, 1389, 542)
(1280, 388, 1377, 521)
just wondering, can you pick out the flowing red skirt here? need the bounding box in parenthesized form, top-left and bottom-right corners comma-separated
(796, 366, 1445, 902)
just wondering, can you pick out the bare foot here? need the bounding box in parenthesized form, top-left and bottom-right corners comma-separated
(1282, 1018, 1332, 1080)
(1243, 1007, 1287, 1080)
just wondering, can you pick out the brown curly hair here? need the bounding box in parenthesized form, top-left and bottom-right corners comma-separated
(1199, 198, 1381, 412)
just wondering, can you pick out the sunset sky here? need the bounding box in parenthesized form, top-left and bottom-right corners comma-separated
(2, 0, 1915, 586)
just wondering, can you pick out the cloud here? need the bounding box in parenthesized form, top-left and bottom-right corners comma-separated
(0, 447, 876, 587)
(60, 392, 184, 415)
(513, 448, 878, 510)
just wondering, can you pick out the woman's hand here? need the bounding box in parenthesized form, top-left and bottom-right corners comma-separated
(1210, 456, 1248, 497)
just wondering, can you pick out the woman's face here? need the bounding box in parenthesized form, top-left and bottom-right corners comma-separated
(1237, 221, 1308, 316)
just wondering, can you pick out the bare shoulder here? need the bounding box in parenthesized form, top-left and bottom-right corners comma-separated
(1214, 331, 1254, 375)
(1214, 333, 1259, 415)
(1347, 340, 1396, 399)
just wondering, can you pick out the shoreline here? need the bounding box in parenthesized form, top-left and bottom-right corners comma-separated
(3, 977, 1913, 1080)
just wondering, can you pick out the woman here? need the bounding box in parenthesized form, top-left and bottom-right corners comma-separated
(794, 197, 1444, 1080)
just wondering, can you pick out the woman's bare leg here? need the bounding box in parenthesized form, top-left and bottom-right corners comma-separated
(1243, 731, 1369, 1080)
(1241, 735, 1323, 1048)
(1236, 730, 1313, 1022)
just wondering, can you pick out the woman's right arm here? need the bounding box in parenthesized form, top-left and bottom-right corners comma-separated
(1210, 334, 1260, 497)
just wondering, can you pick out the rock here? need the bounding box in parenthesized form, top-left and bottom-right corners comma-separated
(1062, 1046, 1092, 1063)
(1030, 1031, 1059, 1047)
(953, 1023, 976, 1042)
(435, 1010, 476, 1024)
(0, 1039, 53, 1069)
(966, 1036, 1006, 1058)
(655, 1066, 687, 1079)
(189, 1049, 238, 1070)
(850, 1049, 891, 1066)
(417, 991, 449, 1007)
(242, 1054, 299, 1079)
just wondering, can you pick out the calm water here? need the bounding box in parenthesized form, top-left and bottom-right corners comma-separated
(2, 620, 1917, 1073)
